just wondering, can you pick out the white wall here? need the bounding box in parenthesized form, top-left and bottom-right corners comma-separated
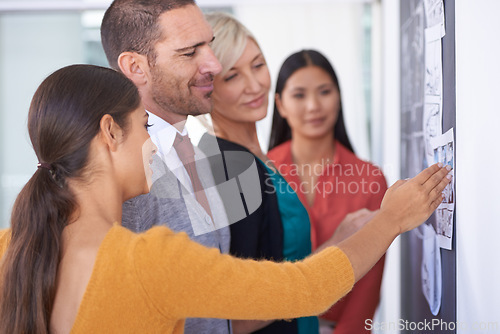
(378, 1, 500, 331)
(0, 13, 84, 227)
(373, 0, 401, 332)
(456, 0, 500, 331)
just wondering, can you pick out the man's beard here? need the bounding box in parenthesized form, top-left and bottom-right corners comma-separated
(150, 68, 213, 117)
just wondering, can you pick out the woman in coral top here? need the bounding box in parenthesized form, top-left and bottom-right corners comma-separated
(0, 65, 451, 334)
(268, 49, 388, 334)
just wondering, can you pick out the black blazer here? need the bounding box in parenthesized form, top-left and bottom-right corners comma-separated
(199, 133, 298, 334)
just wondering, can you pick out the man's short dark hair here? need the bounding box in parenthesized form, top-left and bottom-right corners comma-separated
(101, 0, 196, 70)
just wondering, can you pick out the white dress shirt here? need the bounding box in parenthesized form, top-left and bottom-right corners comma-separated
(146, 112, 233, 234)
(146, 111, 194, 193)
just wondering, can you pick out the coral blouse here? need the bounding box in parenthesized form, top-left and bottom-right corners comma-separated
(269, 140, 388, 334)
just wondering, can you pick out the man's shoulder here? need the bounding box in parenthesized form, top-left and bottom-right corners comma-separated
(184, 318, 231, 334)
(122, 190, 188, 233)
(122, 192, 231, 252)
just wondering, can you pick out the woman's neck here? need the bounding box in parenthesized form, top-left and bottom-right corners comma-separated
(212, 113, 265, 159)
(63, 169, 122, 246)
(289, 133, 337, 207)
(290, 133, 337, 166)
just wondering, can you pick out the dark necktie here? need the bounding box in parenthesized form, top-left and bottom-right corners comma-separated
(173, 133, 213, 221)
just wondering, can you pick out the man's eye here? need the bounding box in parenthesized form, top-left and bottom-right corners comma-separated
(184, 50, 196, 57)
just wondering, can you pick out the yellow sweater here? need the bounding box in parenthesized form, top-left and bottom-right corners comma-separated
(0, 225, 354, 333)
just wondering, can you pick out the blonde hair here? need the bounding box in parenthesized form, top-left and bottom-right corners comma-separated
(205, 12, 260, 76)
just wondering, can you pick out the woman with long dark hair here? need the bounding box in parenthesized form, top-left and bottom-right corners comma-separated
(0, 64, 152, 333)
(0, 64, 450, 334)
(268, 50, 388, 333)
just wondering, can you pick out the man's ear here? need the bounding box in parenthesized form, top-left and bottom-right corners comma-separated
(117, 51, 149, 87)
(275, 93, 287, 118)
(99, 114, 124, 152)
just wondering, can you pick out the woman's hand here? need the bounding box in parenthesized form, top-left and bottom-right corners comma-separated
(315, 209, 378, 253)
(379, 163, 452, 234)
(332, 209, 378, 243)
(336, 163, 452, 282)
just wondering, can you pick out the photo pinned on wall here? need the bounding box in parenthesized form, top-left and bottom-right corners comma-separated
(423, 102, 442, 165)
(429, 128, 455, 250)
(423, 1, 444, 167)
(423, 0, 445, 38)
(424, 38, 443, 97)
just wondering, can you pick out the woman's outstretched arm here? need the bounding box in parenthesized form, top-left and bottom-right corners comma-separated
(337, 163, 452, 281)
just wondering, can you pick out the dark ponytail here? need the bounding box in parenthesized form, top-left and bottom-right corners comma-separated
(0, 64, 141, 333)
(0, 168, 75, 333)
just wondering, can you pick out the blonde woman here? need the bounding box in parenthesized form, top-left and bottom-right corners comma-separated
(201, 11, 316, 333)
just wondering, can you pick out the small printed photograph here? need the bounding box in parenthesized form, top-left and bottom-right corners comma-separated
(432, 140, 454, 204)
(425, 39, 443, 97)
(429, 128, 455, 250)
(433, 145, 444, 165)
(436, 207, 453, 238)
(445, 141, 454, 168)
(424, 102, 442, 166)
(423, 0, 445, 29)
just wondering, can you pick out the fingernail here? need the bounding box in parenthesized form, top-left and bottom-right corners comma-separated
(438, 162, 443, 168)
(445, 165, 452, 171)
(447, 174, 452, 180)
